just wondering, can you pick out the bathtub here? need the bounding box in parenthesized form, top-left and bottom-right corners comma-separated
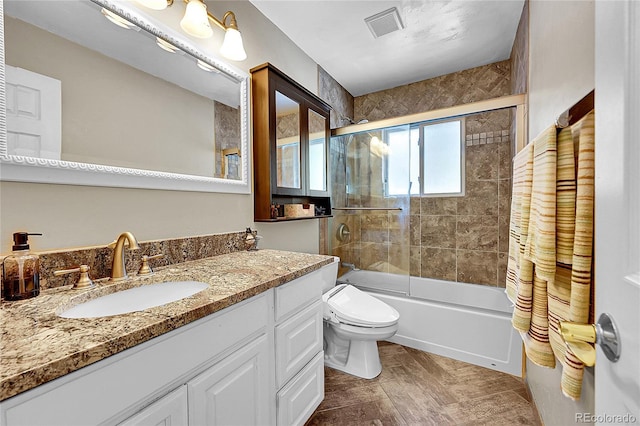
(339, 270, 522, 376)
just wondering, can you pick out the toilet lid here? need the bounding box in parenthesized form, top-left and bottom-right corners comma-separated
(325, 284, 399, 327)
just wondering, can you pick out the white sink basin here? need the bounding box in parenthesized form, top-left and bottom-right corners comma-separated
(59, 281, 209, 319)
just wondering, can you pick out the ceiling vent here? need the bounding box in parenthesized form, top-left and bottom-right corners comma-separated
(365, 7, 404, 39)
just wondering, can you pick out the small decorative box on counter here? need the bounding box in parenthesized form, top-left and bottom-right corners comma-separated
(284, 204, 315, 218)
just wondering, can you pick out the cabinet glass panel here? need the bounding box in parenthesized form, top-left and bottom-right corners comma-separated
(276, 91, 301, 189)
(308, 109, 326, 192)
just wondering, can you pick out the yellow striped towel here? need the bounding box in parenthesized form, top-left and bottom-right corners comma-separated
(506, 142, 534, 332)
(562, 110, 595, 400)
(525, 126, 557, 284)
(556, 127, 576, 265)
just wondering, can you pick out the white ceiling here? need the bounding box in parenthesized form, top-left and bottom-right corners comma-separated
(249, 0, 525, 96)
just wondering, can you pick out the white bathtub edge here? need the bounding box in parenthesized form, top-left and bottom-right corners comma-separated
(369, 291, 523, 377)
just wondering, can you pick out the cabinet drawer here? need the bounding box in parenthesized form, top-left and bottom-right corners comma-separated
(275, 267, 325, 322)
(118, 385, 188, 426)
(275, 300, 323, 388)
(276, 351, 324, 426)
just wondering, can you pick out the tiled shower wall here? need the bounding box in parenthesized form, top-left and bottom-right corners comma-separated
(328, 61, 513, 286)
(354, 61, 512, 123)
(410, 110, 512, 286)
(318, 66, 355, 129)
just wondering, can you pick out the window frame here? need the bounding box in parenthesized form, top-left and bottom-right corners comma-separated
(307, 136, 327, 192)
(383, 118, 465, 198)
(416, 117, 466, 198)
(382, 126, 412, 197)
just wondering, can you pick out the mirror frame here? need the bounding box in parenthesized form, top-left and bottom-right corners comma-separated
(0, 0, 251, 194)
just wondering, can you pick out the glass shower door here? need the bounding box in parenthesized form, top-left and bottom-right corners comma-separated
(329, 125, 411, 295)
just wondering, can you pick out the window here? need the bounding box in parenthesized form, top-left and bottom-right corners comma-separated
(422, 119, 464, 196)
(308, 137, 326, 191)
(386, 127, 413, 196)
(277, 143, 300, 188)
(385, 119, 464, 196)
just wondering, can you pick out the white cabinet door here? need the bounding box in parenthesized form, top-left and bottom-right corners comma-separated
(188, 335, 271, 426)
(118, 386, 188, 426)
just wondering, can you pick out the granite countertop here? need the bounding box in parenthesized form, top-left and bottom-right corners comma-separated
(0, 249, 334, 402)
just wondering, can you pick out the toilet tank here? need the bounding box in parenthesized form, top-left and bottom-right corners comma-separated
(321, 257, 340, 293)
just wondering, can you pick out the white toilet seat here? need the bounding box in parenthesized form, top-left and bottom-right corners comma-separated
(323, 284, 399, 327)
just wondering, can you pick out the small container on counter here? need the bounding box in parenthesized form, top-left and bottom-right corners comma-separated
(2, 232, 42, 301)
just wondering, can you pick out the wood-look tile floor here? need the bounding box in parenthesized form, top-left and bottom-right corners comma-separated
(307, 342, 541, 426)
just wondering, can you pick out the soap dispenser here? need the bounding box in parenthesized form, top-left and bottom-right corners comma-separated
(2, 232, 42, 301)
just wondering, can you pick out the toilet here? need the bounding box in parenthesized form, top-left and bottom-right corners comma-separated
(322, 282, 400, 379)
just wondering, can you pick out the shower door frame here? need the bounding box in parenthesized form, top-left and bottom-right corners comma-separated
(332, 94, 527, 152)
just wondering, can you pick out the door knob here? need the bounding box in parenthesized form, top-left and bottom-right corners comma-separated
(558, 312, 621, 367)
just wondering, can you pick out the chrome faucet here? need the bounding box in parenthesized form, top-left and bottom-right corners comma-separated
(108, 232, 141, 281)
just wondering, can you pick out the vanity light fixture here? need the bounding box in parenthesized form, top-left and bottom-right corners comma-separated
(135, 0, 247, 61)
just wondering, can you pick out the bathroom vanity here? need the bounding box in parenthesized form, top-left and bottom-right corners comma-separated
(0, 250, 336, 425)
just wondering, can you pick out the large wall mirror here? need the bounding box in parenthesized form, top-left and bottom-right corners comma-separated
(0, 0, 250, 193)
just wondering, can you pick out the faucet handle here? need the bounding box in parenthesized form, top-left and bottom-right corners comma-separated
(53, 264, 95, 289)
(138, 254, 164, 275)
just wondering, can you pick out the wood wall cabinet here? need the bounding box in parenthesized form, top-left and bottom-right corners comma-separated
(251, 63, 332, 222)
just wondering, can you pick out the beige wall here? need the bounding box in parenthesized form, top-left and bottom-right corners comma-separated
(526, 0, 595, 424)
(0, 0, 320, 254)
(528, 0, 595, 138)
